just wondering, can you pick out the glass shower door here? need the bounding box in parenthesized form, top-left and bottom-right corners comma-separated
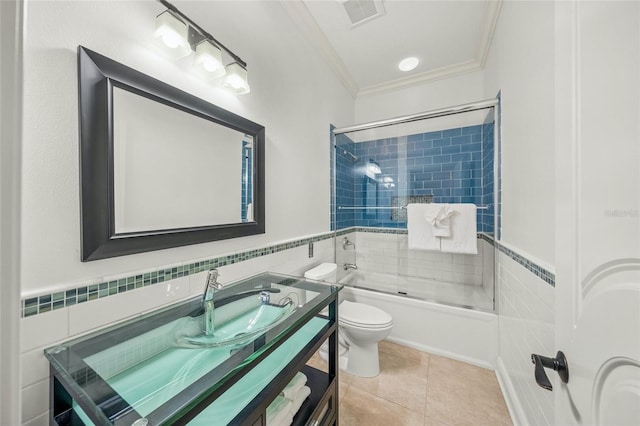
(332, 106, 497, 312)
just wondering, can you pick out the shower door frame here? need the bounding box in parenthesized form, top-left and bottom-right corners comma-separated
(331, 97, 501, 313)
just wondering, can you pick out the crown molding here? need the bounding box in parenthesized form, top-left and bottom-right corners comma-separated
(280, 0, 359, 98)
(477, 0, 503, 68)
(357, 59, 482, 97)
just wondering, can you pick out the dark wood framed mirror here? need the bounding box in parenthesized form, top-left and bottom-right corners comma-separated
(78, 46, 265, 261)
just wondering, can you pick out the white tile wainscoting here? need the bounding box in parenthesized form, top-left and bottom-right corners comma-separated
(343, 231, 489, 286)
(495, 250, 555, 426)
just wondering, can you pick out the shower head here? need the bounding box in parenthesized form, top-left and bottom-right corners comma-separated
(343, 150, 358, 162)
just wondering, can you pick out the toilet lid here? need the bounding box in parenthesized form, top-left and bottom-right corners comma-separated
(339, 300, 393, 327)
(304, 263, 337, 280)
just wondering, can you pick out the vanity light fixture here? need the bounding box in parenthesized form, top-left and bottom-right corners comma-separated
(154, 10, 191, 58)
(155, 0, 249, 94)
(193, 40, 226, 78)
(223, 62, 250, 94)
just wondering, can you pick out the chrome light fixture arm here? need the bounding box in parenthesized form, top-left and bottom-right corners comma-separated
(157, 0, 247, 68)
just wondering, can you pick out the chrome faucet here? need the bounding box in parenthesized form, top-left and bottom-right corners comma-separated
(342, 236, 355, 250)
(259, 291, 271, 305)
(343, 263, 358, 271)
(203, 269, 223, 336)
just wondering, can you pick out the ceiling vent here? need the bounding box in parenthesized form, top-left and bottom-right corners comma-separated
(338, 0, 386, 28)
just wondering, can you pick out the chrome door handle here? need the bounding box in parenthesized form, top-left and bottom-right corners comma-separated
(531, 350, 569, 391)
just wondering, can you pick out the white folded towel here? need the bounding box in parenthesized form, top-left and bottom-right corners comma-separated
(280, 372, 307, 400)
(271, 412, 293, 426)
(440, 203, 478, 254)
(268, 382, 311, 426)
(407, 204, 441, 251)
(246, 203, 253, 222)
(266, 395, 293, 426)
(291, 385, 311, 416)
(426, 204, 455, 237)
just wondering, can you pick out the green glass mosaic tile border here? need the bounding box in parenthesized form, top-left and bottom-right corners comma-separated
(496, 244, 555, 287)
(21, 227, 552, 318)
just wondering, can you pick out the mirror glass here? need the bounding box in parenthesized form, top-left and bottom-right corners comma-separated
(113, 88, 253, 233)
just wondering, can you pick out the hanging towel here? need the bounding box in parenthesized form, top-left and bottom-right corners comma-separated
(440, 204, 478, 254)
(407, 204, 441, 251)
(266, 395, 293, 426)
(280, 371, 307, 400)
(427, 204, 455, 237)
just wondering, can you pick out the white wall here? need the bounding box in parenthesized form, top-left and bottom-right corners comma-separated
(483, 2, 555, 266)
(350, 71, 488, 142)
(21, 1, 354, 296)
(482, 2, 556, 425)
(355, 70, 485, 123)
(1, 1, 23, 424)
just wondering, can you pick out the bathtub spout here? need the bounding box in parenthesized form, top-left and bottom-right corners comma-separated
(343, 263, 358, 271)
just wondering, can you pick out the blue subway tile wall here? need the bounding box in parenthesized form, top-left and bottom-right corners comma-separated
(482, 121, 495, 233)
(334, 124, 494, 231)
(333, 132, 357, 230)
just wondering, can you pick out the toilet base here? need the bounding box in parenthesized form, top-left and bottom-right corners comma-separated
(318, 341, 381, 378)
(318, 344, 349, 372)
(344, 341, 380, 377)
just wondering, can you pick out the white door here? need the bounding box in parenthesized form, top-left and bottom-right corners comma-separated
(554, 1, 640, 425)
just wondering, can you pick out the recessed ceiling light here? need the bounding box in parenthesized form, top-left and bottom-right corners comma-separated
(398, 57, 419, 72)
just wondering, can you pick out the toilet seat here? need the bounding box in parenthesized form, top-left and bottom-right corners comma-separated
(340, 301, 393, 329)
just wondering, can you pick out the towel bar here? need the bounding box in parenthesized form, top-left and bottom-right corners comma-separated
(337, 205, 490, 210)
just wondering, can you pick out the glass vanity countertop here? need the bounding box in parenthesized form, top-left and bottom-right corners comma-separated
(44, 272, 341, 425)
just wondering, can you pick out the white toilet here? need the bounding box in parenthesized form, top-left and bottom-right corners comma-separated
(304, 263, 393, 377)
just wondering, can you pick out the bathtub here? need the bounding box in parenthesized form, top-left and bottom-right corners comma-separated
(338, 273, 499, 369)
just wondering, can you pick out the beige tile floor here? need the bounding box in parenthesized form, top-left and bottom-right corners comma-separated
(307, 341, 513, 426)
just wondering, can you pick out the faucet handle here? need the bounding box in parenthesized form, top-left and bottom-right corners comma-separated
(206, 269, 219, 284)
(203, 269, 221, 302)
(259, 291, 271, 305)
(206, 269, 223, 288)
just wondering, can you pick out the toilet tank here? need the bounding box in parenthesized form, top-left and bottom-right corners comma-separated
(304, 263, 338, 282)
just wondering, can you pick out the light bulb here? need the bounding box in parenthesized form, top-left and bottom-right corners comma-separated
(223, 62, 250, 94)
(194, 40, 226, 78)
(162, 31, 182, 49)
(154, 10, 191, 59)
(398, 57, 419, 72)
